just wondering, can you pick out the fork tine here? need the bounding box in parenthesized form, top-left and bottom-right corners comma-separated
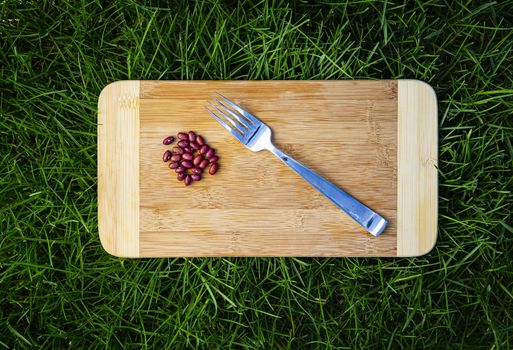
(207, 102, 246, 134)
(215, 98, 253, 130)
(215, 92, 261, 125)
(205, 107, 246, 144)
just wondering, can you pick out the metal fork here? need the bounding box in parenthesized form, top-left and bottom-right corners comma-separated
(206, 93, 388, 236)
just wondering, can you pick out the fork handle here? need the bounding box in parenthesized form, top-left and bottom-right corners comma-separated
(269, 146, 388, 236)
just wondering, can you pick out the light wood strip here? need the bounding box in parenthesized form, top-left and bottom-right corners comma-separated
(397, 80, 438, 256)
(98, 81, 140, 257)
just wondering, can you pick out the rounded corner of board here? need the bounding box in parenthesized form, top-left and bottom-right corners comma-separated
(98, 81, 141, 116)
(397, 229, 438, 257)
(98, 227, 139, 258)
(417, 231, 438, 257)
(98, 210, 140, 259)
(99, 80, 140, 97)
(398, 79, 437, 100)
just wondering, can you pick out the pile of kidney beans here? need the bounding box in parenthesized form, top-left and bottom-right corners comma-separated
(162, 131, 219, 186)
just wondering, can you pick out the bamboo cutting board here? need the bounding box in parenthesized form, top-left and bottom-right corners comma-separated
(98, 80, 437, 257)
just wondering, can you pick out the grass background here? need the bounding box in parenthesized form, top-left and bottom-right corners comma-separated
(1, 0, 512, 348)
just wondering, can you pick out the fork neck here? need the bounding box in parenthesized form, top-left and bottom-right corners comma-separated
(268, 145, 290, 163)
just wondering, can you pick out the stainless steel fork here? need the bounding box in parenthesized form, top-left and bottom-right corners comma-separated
(206, 93, 388, 236)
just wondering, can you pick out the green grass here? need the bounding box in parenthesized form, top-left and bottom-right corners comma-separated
(1, 0, 512, 348)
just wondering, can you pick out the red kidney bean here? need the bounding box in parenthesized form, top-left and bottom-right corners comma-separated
(209, 162, 219, 175)
(169, 162, 179, 169)
(199, 144, 209, 154)
(184, 174, 192, 186)
(162, 150, 172, 162)
(184, 147, 194, 153)
(191, 174, 201, 181)
(162, 136, 175, 145)
(199, 159, 209, 169)
(178, 140, 189, 148)
(177, 132, 188, 140)
(208, 155, 219, 163)
(205, 148, 215, 159)
(177, 172, 186, 181)
(196, 135, 204, 146)
(191, 167, 203, 174)
(190, 141, 200, 150)
(175, 166, 185, 173)
(188, 131, 196, 142)
(181, 160, 193, 168)
(172, 147, 183, 154)
(170, 154, 181, 162)
(193, 155, 203, 166)
(182, 153, 193, 161)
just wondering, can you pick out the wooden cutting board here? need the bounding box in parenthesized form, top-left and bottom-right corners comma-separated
(98, 80, 437, 257)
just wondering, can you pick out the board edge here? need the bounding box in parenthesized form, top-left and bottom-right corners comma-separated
(397, 80, 438, 257)
(98, 81, 141, 258)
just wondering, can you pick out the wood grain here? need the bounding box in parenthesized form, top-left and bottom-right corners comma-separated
(138, 81, 397, 256)
(98, 81, 140, 257)
(397, 80, 438, 256)
(97, 80, 438, 257)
